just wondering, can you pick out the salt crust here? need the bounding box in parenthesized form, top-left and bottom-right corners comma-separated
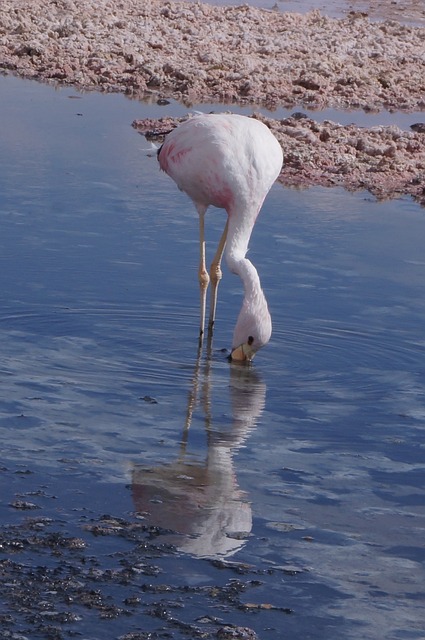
(1, 0, 424, 202)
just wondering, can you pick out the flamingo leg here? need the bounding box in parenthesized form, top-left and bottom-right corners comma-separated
(198, 210, 210, 337)
(208, 218, 229, 334)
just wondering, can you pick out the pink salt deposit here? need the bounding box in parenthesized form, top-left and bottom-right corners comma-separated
(1, 0, 424, 203)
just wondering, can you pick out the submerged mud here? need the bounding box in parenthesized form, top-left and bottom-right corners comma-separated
(1, 468, 294, 640)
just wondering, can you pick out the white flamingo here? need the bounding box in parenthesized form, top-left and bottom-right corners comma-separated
(158, 113, 283, 361)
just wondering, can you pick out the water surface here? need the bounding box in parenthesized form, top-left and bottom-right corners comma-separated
(1, 74, 424, 639)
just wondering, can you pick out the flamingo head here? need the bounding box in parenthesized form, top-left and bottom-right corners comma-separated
(230, 299, 272, 363)
(230, 336, 256, 363)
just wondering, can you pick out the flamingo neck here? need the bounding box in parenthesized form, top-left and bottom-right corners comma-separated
(225, 212, 272, 351)
(226, 253, 262, 300)
(225, 209, 262, 296)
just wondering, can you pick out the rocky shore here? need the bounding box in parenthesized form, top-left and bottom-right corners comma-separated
(134, 112, 425, 204)
(1, 0, 424, 203)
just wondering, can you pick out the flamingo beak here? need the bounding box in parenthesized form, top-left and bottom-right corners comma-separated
(230, 338, 256, 363)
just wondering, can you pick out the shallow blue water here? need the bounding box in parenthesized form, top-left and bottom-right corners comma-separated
(1, 74, 424, 639)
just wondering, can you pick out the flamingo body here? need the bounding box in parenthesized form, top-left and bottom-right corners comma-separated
(158, 113, 283, 360)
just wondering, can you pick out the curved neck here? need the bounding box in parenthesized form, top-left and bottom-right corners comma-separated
(224, 212, 272, 351)
(224, 210, 261, 295)
(226, 252, 262, 302)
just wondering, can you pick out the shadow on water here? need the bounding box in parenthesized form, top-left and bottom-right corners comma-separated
(1, 74, 425, 640)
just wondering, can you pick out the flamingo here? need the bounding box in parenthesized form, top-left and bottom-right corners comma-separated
(158, 113, 283, 361)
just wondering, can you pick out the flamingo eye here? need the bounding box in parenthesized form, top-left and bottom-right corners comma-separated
(247, 336, 254, 345)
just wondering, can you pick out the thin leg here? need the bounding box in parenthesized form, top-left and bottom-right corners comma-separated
(208, 218, 228, 334)
(198, 209, 210, 338)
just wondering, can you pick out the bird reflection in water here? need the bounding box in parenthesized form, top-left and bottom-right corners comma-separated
(131, 345, 266, 559)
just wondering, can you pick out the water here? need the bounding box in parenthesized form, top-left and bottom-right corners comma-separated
(1, 74, 424, 639)
(196, 0, 425, 26)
